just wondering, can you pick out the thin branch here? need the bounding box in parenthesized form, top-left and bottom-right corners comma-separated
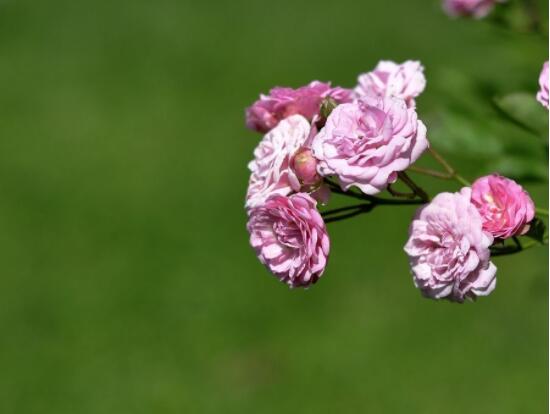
(322, 204, 376, 223)
(321, 203, 373, 217)
(325, 180, 424, 205)
(427, 147, 471, 186)
(397, 171, 430, 202)
(387, 184, 416, 199)
(408, 166, 454, 180)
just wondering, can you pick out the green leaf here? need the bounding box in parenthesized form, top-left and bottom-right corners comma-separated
(494, 92, 549, 138)
(524, 217, 547, 244)
(487, 154, 548, 183)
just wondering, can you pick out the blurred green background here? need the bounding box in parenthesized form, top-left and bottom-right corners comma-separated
(0, 0, 547, 412)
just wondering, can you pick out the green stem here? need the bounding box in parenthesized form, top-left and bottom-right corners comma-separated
(535, 207, 549, 217)
(397, 171, 430, 202)
(324, 179, 425, 206)
(427, 147, 471, 187)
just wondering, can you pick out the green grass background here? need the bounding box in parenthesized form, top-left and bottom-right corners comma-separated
(0, 0, 547, 412)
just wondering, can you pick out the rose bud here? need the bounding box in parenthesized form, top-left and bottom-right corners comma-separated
(290, 147, 321, 187)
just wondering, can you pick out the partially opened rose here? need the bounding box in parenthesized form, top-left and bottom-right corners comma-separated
(247, 193, 330, 288)
(355, 60, 426, 107)
(471, 174, 535, 239)
(404, 188, 497, 302)
(312, 95, 428, 195)
(246, 81, 353, 133)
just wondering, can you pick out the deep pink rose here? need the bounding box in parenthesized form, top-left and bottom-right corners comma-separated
(443, 0, 501, 18)
(404, 188, 497, 302)
(537, 61, 548, 109)
(471, 174, 535, 239)
(246, 115, 310, 209)
(311, 96, 428, 195)
(246, 81, 354, 133)
(355, 60, 426, 108)
(247, 193, 330, 288)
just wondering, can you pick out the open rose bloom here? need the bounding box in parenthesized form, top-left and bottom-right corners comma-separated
(404, 188, 497, 302)
(245, 81, 353, 133)
(355, 60, 426, 107)
(471, 175, 535, 239)
(247, 193, 330, 288)
(312, 95, 428, 194)
(537, 61, 549, 109)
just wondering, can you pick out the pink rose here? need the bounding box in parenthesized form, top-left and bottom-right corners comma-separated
(246, 81, 354, 133)
(247, 193, 330, 288)
(311, 96, 428, 195)
(404, 188, 497, 302)
(471, 174, 535, 239)
(443, 0, 500, 18)
(355, 60, 426, 108)
(246, 115, 310, 209)
(536, 61, 548, 109)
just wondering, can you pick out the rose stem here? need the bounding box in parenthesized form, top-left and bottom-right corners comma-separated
(426, 147, 471, 187)
(324, 179, 425, 205)
(396, 171, 430, 202)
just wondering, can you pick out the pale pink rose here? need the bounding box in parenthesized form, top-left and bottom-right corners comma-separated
(311, 96, 428, 195)
(443, 0, 500, 18)
(247, 193, 330, 288)
(536, 61, 548, 109)
(404, 188, 497, 302)
(245, 115, 310, 209)
(246, 81, 354, 133)
(355, 60, 426, 107)
(471, 174, 535, 239)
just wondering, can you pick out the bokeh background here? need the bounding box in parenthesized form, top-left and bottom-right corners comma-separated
(0, 0, 548, 412)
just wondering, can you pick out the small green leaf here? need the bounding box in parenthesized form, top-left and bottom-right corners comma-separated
(524, 217, 546, 244)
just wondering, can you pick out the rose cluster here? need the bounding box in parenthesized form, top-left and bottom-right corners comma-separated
(245, 60, 428, 288)
(405, 175, 534, 302)
(243, 60, 540, 303)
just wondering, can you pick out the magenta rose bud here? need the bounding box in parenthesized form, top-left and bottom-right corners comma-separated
(471, 174, 535, 239)
(443, 0, 500, 18)
(245, 81, 353, 133)
(536, 61, 548, 109)
(290, 147, 320, 186)
(404, 188, 497, 302)
(355, 60, 426, 108)
(246, 115, 310, 209)
(247, 193, 330, 288)
(312, 95, 428, 195)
